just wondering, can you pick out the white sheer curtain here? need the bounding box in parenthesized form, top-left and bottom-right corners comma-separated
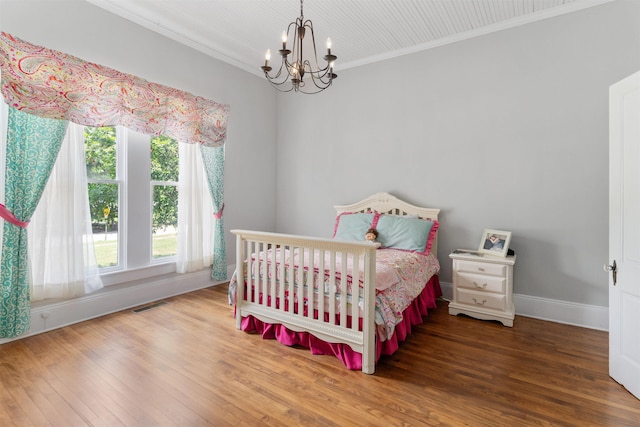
(28, 123, 103, 300)
(176, 141, 215, 273)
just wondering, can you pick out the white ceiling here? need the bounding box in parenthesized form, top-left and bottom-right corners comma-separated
(87, 0, 613, 76)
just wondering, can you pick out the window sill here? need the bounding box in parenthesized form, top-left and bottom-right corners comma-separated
(99, 262, 177, 287)
(1, 264, 235, 345)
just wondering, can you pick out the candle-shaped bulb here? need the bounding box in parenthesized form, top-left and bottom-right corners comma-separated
(263, 49, 271, 68)
(326, 37, 332, 49)
(282, 31, 288, 43)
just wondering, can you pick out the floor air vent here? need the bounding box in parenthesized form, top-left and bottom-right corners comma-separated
(132, 301, 168, 313)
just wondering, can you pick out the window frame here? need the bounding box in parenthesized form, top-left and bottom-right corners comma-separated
(86, 127, 180, 285)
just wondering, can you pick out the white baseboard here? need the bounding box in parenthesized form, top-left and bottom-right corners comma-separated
(1, 272, 607, 345)
(439, 281, 608, 331)
(0, 265, 236, 345)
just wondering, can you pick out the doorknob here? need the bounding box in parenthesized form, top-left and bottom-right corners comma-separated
(604, 260, 617, 285)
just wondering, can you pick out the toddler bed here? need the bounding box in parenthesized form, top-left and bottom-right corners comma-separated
(229, 192, 441, 374)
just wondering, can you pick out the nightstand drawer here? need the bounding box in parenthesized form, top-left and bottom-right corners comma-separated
(456, 289, 506, 311)
(456, 260, 506, 277)
(456, 272, 506, 293)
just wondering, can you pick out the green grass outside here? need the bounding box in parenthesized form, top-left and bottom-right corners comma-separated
(152, 233, 178, 259)
(93, 233, 177, 267)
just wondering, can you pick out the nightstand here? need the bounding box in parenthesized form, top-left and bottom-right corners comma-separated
(448, 250, 516, 327)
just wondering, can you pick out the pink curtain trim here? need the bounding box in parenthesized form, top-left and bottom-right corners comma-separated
(0, 204, 28, 228)
(214, 203, 224, 219)
(239, 275, 442, 370)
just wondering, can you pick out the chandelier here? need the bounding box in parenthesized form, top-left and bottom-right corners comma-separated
(260, 0, 337, 94)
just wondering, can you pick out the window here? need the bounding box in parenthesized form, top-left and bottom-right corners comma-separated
(150, 135, 179, 259)
(84, 126, 179, 279)
(84, 126, 120, 269)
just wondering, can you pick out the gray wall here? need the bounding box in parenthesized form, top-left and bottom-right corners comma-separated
(276, 0, 640, 307)
(0, 0, 278, 265)
(3, 0, 639, 309)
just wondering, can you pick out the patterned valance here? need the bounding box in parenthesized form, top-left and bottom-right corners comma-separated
(0, 32, 229, 146)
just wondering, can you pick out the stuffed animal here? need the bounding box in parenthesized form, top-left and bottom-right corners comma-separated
(365, 228, 378, 242)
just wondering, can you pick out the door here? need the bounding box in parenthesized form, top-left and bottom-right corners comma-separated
(609, 70, 640, 400)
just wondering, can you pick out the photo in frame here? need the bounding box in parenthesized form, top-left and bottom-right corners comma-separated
(478, 229, 512, 257)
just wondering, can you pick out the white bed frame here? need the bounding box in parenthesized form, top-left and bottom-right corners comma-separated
(232, 192, 440, 374)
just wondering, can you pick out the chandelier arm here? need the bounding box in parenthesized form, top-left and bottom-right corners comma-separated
(304, 64, 331, 77)
(302, 60, 328, 79)
(303, 20, 323, 72)
(264, 61, 287, 81)
(298, 85, 330, 95)
(264, 61, 295, 91)
(285, 4, 308, 87)
(269, 83, 295, 93)
(303, 60, 336, 86)
(306, 68, 334, 91)
(284, 20, 298, 52)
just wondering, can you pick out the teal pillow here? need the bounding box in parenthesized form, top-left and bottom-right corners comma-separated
(333, 212, 376, 241)
(376, 215, 437, 253)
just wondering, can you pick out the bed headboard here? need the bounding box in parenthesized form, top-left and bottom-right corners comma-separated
(334, 192, 441, 257)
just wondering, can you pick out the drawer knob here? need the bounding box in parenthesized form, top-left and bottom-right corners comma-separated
(477, 267, 485, 272)
(472, 298, 487, 305)
(473, 281, 488, 289)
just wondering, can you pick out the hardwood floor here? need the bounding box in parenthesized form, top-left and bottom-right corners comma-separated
(1, 283, 638, 426)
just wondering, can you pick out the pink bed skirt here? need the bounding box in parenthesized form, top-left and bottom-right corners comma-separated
(239, 275, 442, 370)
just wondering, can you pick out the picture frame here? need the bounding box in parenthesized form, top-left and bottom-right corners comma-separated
(478, 229, 512, 257)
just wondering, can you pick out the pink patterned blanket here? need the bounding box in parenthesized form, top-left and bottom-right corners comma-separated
(229, 248, 440, 341)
